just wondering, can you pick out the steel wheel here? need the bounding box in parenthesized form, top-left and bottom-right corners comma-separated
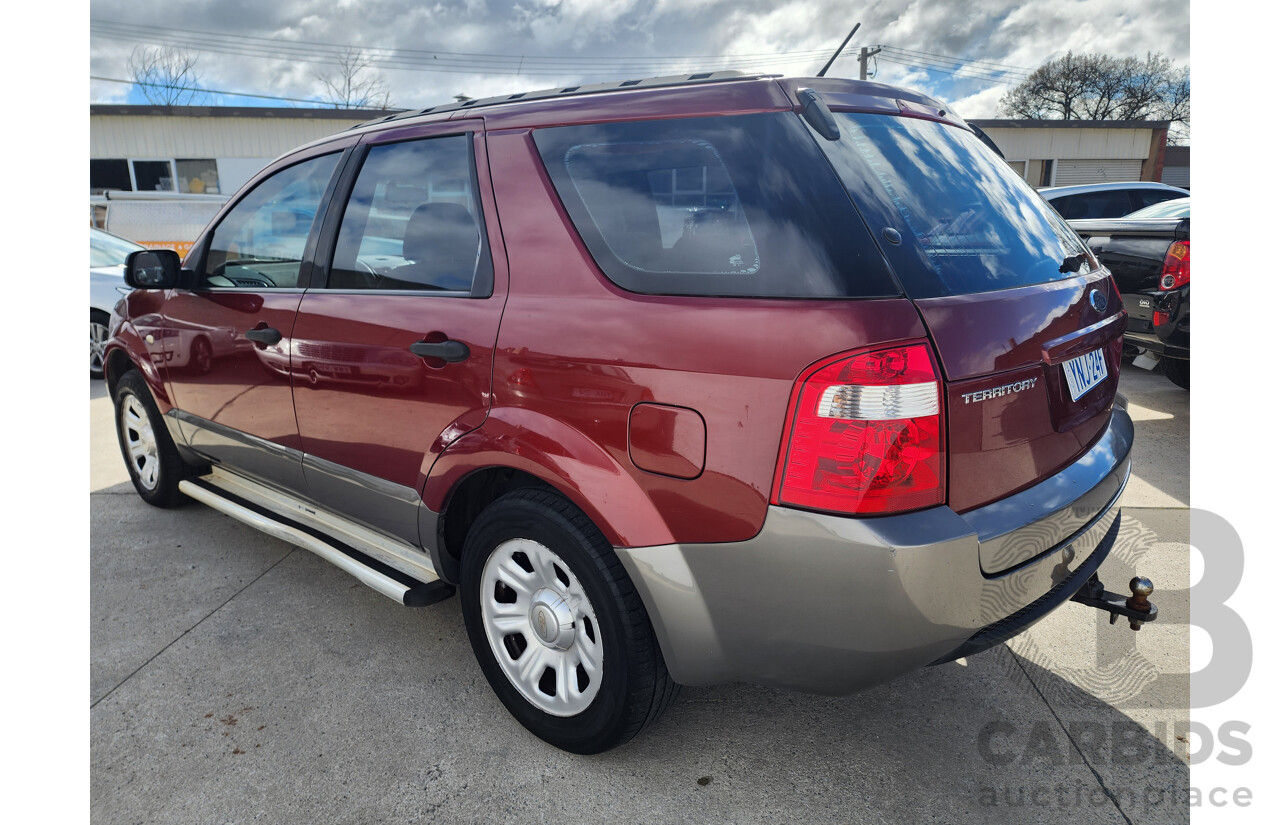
(479, 537, 604, 716)
(90, 311, 109, 378)
(460, 488, 678, 753)
(119, 392, 160, 491)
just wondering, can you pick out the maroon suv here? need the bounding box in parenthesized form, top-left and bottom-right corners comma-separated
(106, 72, 1140, 753)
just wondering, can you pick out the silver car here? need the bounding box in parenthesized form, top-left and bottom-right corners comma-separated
(90, 228, 144, 378)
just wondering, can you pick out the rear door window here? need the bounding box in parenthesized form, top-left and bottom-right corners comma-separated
(534, 113, 898, 299)
(325, 135, 492, 294)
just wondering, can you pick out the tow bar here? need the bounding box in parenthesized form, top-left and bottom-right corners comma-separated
(1070, 574, 1157, 630)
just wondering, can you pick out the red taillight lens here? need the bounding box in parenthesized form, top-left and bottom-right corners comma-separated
(772, 342, 945, 516)
(1160, 241, 1189, 290)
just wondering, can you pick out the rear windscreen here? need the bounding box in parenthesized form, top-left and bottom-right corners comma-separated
(815, 112, 1093, 299)
(533, 113, 899, 298)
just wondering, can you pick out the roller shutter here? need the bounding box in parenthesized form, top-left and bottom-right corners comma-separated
(1053, 159, 1144, 185)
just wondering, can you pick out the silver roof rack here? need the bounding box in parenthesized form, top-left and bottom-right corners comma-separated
(350, 70, 773, 130)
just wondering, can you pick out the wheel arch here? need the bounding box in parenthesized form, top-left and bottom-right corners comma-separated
(427, 407, 676, 580)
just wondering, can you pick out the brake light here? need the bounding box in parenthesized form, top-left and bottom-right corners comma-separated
(772, 342, 945, 516)
(1159, 241, 1189, 290)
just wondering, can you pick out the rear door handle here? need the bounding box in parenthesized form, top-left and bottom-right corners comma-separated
(410, 340, 470, 363)
(245, 327, 282, 345)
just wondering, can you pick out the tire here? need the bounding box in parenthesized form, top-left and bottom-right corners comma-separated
(113, 370, 191, 507)
(189, 336, 214, 375)
(90, 310, 110, 379)
(1161, 356, 1190, 389)
(460, 488, 679, 753)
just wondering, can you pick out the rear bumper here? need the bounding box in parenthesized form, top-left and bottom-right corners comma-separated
(616, 406, 1133, 694)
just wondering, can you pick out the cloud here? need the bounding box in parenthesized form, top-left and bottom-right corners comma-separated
(89, 0, 1189, 111)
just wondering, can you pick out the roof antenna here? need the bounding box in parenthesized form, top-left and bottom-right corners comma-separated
(816, 22, 861, 77)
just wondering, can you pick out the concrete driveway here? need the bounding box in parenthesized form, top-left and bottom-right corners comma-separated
(90, 365, 1190, 824)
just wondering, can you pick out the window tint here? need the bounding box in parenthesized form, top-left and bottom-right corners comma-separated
(1049, 191, 1134, 220)
(327, 136, 490, 293)
(534, 113, 898, 298)
(202, 153, 340, 290)
(1132, 189, 1183, 210)
(815, 113, 1091, 298)
(1125, 197, 1190, 219)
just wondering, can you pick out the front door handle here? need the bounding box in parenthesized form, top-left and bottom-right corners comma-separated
(245, 327, 282, 345)
(410, 340, 470, 363)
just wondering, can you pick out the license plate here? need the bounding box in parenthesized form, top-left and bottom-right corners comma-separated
(1063, 348, 1108, 401)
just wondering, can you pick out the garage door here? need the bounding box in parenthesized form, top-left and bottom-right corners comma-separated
(1162, 166, 1190, 188)
(1053, 159, 1144, 185)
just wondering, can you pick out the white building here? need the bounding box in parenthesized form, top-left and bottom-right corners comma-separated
(91, 106, 1182, 198)
(969, 119, 1176, 188)
(90, 105, 393, 196)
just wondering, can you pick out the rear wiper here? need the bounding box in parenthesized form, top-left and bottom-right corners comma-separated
(1059, 253, 1090, 273)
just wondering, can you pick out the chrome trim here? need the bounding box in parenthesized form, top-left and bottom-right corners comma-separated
(199, 466, 439, 585)
(817, 382, 938, 419)
(179, 478, 414, 604)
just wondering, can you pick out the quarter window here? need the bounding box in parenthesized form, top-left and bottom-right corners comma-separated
(534, 113, 898, 299)
(201, 153, 340, 290)
(326, 135, 491, 293)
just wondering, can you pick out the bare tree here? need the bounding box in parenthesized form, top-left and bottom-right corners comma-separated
(128, 45, 207, 105)
(999, 51, 1189, 139)
(316, 48, 393, 109)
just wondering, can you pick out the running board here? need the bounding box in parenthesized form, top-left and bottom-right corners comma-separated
(178, 471, 454, 608)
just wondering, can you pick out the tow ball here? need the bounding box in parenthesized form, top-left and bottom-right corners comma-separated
(1070, 574, 1157, 630)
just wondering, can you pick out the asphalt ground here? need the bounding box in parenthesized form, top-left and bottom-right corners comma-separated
(89, 363, 1190, 824)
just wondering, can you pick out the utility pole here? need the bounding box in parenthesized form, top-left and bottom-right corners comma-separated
(858, 46, 882, 80)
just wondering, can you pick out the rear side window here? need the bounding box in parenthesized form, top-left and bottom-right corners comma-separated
(815, 113, 1091, 298)
(326, 135, 492, 294)
(534, 113, 898, 298)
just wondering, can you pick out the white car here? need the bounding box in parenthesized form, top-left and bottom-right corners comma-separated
(90, 228, 144, 378)
(1039, 181, 1188, 220)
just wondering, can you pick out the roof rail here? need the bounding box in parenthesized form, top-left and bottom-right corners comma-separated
(349, 70, 772, 130)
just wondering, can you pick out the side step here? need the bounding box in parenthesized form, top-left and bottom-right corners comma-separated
(178, 474, 454, 608)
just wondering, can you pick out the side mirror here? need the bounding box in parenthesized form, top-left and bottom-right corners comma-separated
(125, 249, 183, 289)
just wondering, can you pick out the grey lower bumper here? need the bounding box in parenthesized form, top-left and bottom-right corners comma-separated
(616, 407, 1134, 695)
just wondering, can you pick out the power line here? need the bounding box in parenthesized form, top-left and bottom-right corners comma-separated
(90, 19, 836, 76)
(876, 55, 1024, 85)
(89, 75, 393, 107)
(879, 45, 1033, 75)
(876, 49, 1030, 82)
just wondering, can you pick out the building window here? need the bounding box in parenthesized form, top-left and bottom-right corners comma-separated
(90, 159, 132, 193)
(176, 159, 220, 194)
(1005, 160, 1027, 180)
(132, 160, 175, 191)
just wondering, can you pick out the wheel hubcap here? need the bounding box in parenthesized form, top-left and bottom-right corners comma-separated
(91, 320, 109, 374)
(480, 538, 603, 716)
(120, 394, 160, 491)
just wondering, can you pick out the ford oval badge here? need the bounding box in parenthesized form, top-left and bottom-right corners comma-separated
(1089, 289, 1107, 313)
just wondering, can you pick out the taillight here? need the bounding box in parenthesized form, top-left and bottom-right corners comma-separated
(1159, 241, 1189, 290)
(772, 342, 945, 516)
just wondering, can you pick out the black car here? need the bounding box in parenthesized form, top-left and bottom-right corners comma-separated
(1069, 201, 1190, 388)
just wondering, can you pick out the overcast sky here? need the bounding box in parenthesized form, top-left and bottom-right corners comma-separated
(88, 0, 1190, 120)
